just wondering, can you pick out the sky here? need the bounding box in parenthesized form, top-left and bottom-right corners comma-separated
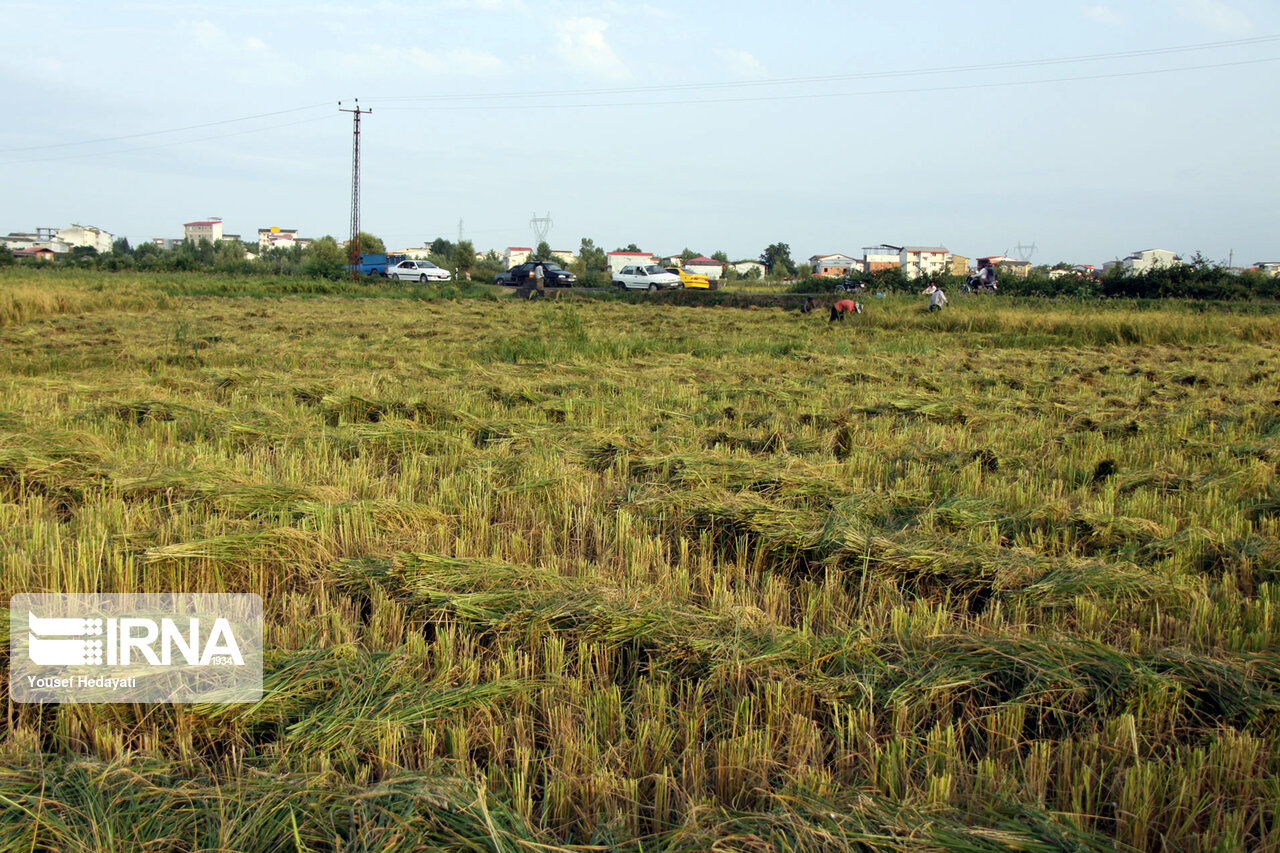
(2, 0, 1278, 266)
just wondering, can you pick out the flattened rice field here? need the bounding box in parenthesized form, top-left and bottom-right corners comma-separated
(2, 273, 1279, 851)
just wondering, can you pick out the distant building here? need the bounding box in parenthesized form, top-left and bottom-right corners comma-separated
(949, 254, 970, 277)
(978, 256, 1032, 278)
(57, 224, 113, 254)
(809, 253, 859, 277)
(731, 260, 766, 277)
(862, 245, 901, 273)
(258, 227, 310, 252)
(5, 225, 112, 254)
(1121, 248, 1181, 273)
(607, 251, 657, 273)
(152, 238, 183, 251)
(684, 255, 724, 280)
(551, 249, 575, 266)
(184, 218, 224, 244)
(505, 246, 532, 267)
(13, 248, 56, 261)
(900, 246, 951, 279)
(1253, 262, 1280, 276)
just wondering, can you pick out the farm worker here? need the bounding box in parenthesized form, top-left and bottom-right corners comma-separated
(928, 287, 948, 312)
(800, 296, 816, 314)
(922, 283, 937, 296)
(534, 263, 546, 293)
(829, 299, 862, 322)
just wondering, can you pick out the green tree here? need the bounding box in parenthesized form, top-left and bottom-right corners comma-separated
(615, 243, 641, 253)
(112, 237, 132, 255)
(473, 250, 505, 283)
(430, 237, 455, 257)
(305, 236, 347, 279)
(711, 250, 728, 263)
(760, 242, 796, 277)
(454, 240, 475, 279)
(679, 248, 698, 261)
(0, 247, 14, 267)
(534, 241, 553, 261)
(574, 237, 608, 287)
(355, 232, 385, 253)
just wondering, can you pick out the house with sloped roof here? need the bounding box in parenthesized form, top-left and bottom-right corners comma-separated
(607, 251, 657, 274)
(809, 253, 859, 277)
(684, 255, 724, 280)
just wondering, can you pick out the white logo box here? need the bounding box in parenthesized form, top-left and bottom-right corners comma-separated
(10, 593, 262, 703)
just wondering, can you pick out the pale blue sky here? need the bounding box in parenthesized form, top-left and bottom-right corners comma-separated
(2, 0, 1278, 266)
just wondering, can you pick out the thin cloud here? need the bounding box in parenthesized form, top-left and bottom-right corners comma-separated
(1082, 5, 1126, 26)
(716, 49, 766, 79)
(555, 17, 629, 79)
(356, 46, 505, 77)
(1177, 0, 1252, 34)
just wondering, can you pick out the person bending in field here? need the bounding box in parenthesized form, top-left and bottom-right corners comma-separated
(829, 299, 863, 321)
(800, 296, 816, 314)
(927, 285, 948, 312)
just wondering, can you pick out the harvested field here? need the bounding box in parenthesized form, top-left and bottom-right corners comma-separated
(2, 271, 1279, 851)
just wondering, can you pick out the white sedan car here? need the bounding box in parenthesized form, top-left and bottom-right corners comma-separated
(613, 264, 682, 291)
(388, 260, 450, 282)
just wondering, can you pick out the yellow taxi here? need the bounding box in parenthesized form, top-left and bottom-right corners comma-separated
(665, 266, 711, 289)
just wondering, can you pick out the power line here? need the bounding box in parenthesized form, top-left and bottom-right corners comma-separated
(374, 56, 1280, 112)
(0, 102, 332, 154)
(0, 115, 334, 166)
(364, 34, 1280, 105)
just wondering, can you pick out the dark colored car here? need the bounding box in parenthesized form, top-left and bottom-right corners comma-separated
(494, 261, 578, 287)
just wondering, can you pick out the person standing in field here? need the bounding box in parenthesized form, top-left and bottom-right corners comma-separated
(534, 262, 546, 294)
(829, 299, 862, 321)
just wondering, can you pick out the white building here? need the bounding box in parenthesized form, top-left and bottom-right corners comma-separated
(607, 251, 657, 273)
(809, 253, 859, 276)
(551, 249, 575, 266)
(258, 227, 309, 252)
(184, 218, 224, 244)
(1122, 248, 1181, 273)
(900, 246, 951, 279)
(684, 255, 724, 280)
(731, 260, 766, 277)
(57, 224, 114, 254)
(504, 246, 532, 267)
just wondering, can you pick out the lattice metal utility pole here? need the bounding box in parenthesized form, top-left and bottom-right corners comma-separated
(339, 100, 371, 280)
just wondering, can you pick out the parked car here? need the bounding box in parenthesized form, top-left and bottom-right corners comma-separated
(665, 266, 711, 289)
(613, 264, 682, 291)
(494, 261, 578, 287)
(388, 259, 450, 282)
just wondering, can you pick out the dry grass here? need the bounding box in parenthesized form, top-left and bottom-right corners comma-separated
(2, 270, 1279, 851)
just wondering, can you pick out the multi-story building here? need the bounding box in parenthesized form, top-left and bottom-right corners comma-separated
(1121, 248, 1180, 273)
(949, 254, 971, 277)
(257, 227, 309, 252)
(184, 218, 225, 244)
(900, 246, 951, 279)
(862, 245, 901, 273)
(505, 246, 532, 267)
(57, 224, 114, 254)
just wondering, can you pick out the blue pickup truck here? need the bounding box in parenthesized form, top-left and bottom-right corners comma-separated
(347, 252, 406, 277)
